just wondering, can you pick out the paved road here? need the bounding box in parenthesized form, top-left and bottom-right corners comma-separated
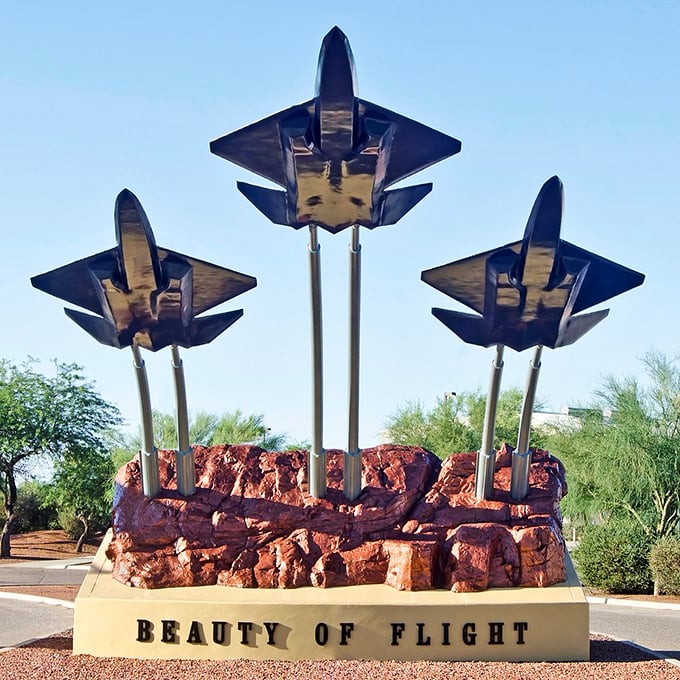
(0, 597, 73, 649)
(590, 603, 680, 661)
(0, 562, 88, 587)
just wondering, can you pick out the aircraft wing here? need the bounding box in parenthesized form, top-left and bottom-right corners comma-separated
(421, 243, 520, 314)
(559, 241, 645, 313)
(31, 249, 118, 315)
(158, 249, 257, 316)
(209, 100, 315, 187)
(359, 99, 461, 187)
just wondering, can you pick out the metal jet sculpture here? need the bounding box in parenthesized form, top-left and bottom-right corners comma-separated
(31, 189, 257, 498)
(211, 26, 461, 500)
(422, 175, 644, 500)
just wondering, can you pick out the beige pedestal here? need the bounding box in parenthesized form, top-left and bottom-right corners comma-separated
(74, 532, 588, 661)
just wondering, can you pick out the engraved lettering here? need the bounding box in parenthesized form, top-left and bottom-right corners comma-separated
(462, 622, 477, 646)
(264, 622, 278, 646)
(136, 619, 153, 643)
(514, 621, 528, 645)
(161, 620, 178, 644)
(390, 623, 406, 646)
(488, 622, 504, 645)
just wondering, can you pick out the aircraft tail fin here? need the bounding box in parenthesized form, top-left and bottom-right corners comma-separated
(431, 308, 492, 348)
(378, 183, 432, 226)
(237, 182, 295, 227)
(557, 309, 609, 347)
(64, 309, 122, 348)
(181, 309, 245, 348)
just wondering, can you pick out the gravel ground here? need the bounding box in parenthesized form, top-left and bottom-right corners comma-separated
(0, 632, 677, 680)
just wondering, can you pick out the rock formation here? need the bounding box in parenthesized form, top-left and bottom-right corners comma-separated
(107, 444, 567, 591)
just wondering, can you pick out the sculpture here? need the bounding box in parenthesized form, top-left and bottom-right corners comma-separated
(422, 176, 644, 499)
(211, 26, 461, 499)
(31, 189, 256, 498)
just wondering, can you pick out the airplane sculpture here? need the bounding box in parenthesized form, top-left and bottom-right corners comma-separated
(421, 176, 644, 352)
(210, 26, 460, 233)
(31, 189, 257, 498)
(211, 26, 460, 500)
(422, 176, 644, 500)
(31, 189, 256, 352)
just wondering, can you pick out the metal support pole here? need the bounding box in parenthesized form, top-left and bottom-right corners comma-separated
(308, 225, 326, 498)
(171, 344, 195, 497)
(345, 225, 362, 500)
(511, 345, 543, 500)
(131, 345, 160, 498)
(475, 344, 505, 500)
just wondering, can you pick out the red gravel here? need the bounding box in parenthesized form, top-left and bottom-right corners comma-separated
(0, 632, 677, 680)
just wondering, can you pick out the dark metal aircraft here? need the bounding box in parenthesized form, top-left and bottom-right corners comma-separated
(210, 26, 461, 233)
(31, 189, 257, 351)
(421, 176, 645, 352)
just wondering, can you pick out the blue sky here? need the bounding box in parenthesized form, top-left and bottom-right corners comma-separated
(1, 2, 678, 448)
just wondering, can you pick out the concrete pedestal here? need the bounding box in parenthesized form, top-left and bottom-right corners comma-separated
(74, 532, 588, 661)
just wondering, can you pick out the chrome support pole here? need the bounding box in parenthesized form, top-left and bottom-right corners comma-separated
(475, 344, 505, 500)
(171, 344, 195, 497)
(511, 345, 543, 500)
(131, 345, 160, 498)
(345, 225, 362, 501)
(308, 225, 326, 498)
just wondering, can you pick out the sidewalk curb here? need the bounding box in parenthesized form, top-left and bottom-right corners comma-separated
(587, 595, 680, 611)
(0, 591, 74, 609)
(592, 630, 680, 668)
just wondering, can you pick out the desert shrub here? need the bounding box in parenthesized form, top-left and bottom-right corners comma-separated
(13, 481, 57, 533)
(573, 520, 653, 593)
(649, 537, 680, 595)
(57, 506, 110, 540)
(57, 507, 84, 541)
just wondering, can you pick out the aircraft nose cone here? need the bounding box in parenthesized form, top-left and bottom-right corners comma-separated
(115, 188, 143, 216)
(315, 26, 357, 99)
(525, 175, 564, 247)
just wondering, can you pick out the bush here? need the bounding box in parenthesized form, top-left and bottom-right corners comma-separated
(57, 507, 84, 541)
(573, 520, 653, 594)
(57, 506, 110, 540)
(14, 482, 58, 533)
(650, 537, 680, 595)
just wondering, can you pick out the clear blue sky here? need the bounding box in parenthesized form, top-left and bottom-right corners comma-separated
(1, 1, 678, 448)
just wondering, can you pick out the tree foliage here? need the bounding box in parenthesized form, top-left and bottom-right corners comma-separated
(384, 389, 545, 459)
(573, 519, 653, 594)
(649, 538, 680, 595)
(0, 359, 120, 557)
(127, 409, 288, 453)
(45, 448, 116, 551)
(548, 351, 680, 540)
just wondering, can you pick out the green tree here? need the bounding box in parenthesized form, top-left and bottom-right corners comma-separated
(549, 351, 680, 540)
(12, 480, 56, 533)
(46, 448, 115, 552)
(384, 389, 544, 459)
(211, 410, 288, 450)
(0, 360, 120, 558)
(127, 409, 288, 453)
(385, 396, 477, 458)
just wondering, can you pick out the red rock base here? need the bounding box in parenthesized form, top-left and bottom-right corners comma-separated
(107, 444, 567, 592)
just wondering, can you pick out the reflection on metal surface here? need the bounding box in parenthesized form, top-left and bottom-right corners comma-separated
(210, 26, 461, 233)
(131, 345, 159, 498)
(475, 344, 505, 500)
(422, 176, 645, 352)
(171, 345, 195, 497)
(345, 226, 362, 501)
(308, 225, 326, 499)
(31, 189, 256, 352)
(511, 347, 543, 500)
